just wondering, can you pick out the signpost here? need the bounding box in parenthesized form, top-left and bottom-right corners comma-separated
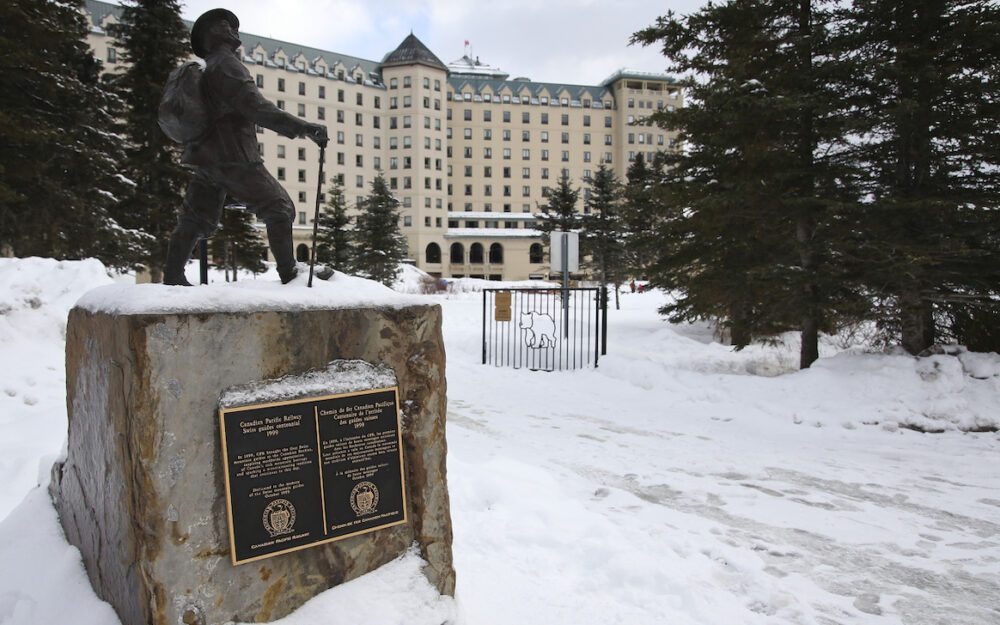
(550, 231, 579, 338)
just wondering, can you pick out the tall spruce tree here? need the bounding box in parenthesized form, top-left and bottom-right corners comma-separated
(621, 152, 666, 279)
(535, 172, 581, 270)
(107, 0, 190, 282)
(841, 0, 1000, 354)
(582, 164, 627, 307)
(208, 208, 266, 280)
(316, 180, 353, 271)
(634, 0, 858, 363)
(352, 175, 407, 286)
(633, 1, 797, 349)
(0, 0, 146, 265)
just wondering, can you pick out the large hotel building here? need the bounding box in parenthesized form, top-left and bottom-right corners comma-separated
(84, 0, 681, 281)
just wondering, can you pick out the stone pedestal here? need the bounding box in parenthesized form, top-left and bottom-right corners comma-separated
(51, 300, 454, 625)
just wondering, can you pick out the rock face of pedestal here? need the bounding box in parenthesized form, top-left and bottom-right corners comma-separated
(50, 286, 454, 625)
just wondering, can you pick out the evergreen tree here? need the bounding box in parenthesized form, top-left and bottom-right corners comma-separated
(841, 0, 1000, 354)
(0, 0, 146, 266)
(535, 172, 581, 270)
(315, 180, 353, 271)
(352, 175, 407, 286)
(633, 0, 859, 363)
(633, 1, 798, 349)
(581, 164, 628, 307)
(208, 208, 266, 280)
(106, 0, 191, 282)
(621, 153, 664, 278)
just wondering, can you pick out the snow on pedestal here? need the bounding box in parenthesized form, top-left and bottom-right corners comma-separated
(49, 278, 454, 625)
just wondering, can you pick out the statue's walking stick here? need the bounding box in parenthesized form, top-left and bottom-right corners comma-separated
(307, 144, 326, 287)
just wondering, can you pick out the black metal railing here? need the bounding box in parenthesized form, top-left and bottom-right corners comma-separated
(482, 288, 604, 371)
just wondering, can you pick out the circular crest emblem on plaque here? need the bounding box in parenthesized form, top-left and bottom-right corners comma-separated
(350, 481, 379, 516)
(262, 498, 296, 537)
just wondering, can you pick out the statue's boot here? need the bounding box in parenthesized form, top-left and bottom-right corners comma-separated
(163, 223, 199, 286)
(267, 220, 299, 284)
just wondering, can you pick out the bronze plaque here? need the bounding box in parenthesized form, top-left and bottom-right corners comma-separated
(219, 387, 407, 565)
(495, 291, 512, 321)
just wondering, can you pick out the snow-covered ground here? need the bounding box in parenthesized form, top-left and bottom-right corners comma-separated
(0, 257, 997, 625)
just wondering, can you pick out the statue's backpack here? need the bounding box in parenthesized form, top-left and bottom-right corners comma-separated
(158, 60, 210, 143)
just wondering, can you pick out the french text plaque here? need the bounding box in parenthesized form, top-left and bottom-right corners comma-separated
(219, 387, 407, 565)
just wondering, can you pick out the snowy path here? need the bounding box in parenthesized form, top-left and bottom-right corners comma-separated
(441, 295, 1000, 625)
(0, 261, 997, 625)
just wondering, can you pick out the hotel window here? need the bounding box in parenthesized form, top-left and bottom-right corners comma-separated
(464, 147, 473, 158)
(357, 113, 364, 125)
(337, 110, 345, 123)
(337, 152, 345, 165)
(356, 155, 363, 167)
(503, 167, 511, 178)
(390, 97, 397, 109)
(298, 147, 306, 160)
(373, 116, 380, 128)
(256, 74, 263, 88)
(484, 166, 493, 177)
(297, 103, 305, 117)
(522, 167, 530, 178)
(356, 134, 363, 147)
(583, 152, 591, 163)
(522, 149, 530, 159)
(561, 151, 569, 162)
(561, 132, 569, 143)
(522, 130, 530, 141)
(541, 131, 548, 142)
(484, 185, 492, 196)
(605, 116, 612, 127)
(583, 115, 590, 127)
(503, 111, 511, 122)
(541, 168, 549, 179)
(357, 175, 364, 187)
(484, 110, 492, 121)
(298, 193, 306, 204)
(464, 109, 472, 121)
(276, 100, 285, 110)
(390, 157, 398, 169)
(464, 166, 472, 177)
(404, 115, 412, 128)
(318, 107, 325, 120)
(404, 76, 411, 87)
(503, 130, 511, 141)
(503, 148, 511, 159)
(484, 129, 492, 140)
(403, 137, 412, 148)
(278, 78, 285, 92)
(374, 96, 381, 109)
(277, 167, 285, 180)
(464, 128, 472, 139)
(522, 186, 531, 197)
(522, 112, 530, 123)
(541, 149, 549, 161)
(318, 85, 325, 99)
(277, 145, 285, 158)
(298, 82, 305, 95)
(628, 133, 635, 144)
(541, 113, 548, 124)
(484, 147, 492, 158)
(390, 78, 397, 88)
(605, 134, 613, 145)
(338, 89, 345, 102)
(403, 96, 412, 107)
(298, 169, 306, 182)
(583, 133, 590, 144)
(561, 114, 569, 125)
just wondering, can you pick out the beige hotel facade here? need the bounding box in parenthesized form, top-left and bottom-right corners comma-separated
(84, 0, 681, 281)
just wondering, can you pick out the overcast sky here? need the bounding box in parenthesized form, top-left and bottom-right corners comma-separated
(177, 0, 708, 86)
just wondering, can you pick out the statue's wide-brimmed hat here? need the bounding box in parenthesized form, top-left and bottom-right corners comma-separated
(191, 8, 239, 58)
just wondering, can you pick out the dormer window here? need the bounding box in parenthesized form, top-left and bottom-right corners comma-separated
(255, 53, 263, 64)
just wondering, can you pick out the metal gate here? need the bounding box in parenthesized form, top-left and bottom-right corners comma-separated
(482, 288, 603, 371)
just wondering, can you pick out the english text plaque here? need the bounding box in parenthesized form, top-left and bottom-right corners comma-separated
(219, 387, 407, 565)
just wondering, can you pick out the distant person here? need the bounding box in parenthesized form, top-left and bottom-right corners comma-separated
(162, 8, 328, 285)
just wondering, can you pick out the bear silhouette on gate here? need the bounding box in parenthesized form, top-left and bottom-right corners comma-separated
(519, 312, 557, 348)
